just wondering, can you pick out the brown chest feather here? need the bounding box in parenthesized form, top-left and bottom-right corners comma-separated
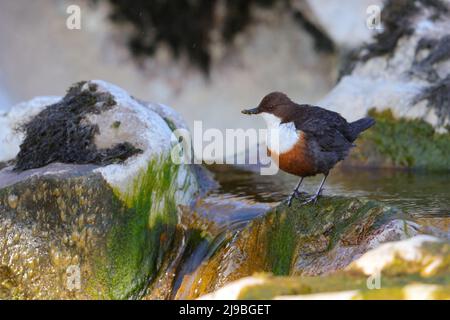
(267, 138, 317, 177)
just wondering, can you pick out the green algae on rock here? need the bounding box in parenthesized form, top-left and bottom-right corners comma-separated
(0, 157, 198, 299)
(346, 109, 450, 171)
(176, 196, 418, 299)
(102, 157, 185, 299)
(200, 236, 450, 300)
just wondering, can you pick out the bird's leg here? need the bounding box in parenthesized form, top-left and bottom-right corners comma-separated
(286, 177, 304, 207)
(302, 173, 328, 205)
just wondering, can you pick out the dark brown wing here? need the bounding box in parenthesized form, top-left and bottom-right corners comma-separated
(281, 104, 353, 153)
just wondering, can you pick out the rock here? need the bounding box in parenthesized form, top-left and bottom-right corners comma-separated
(299, 0, 383, 49)
(347, 235, 450, 277)
(199, 235, 450, 300)
(344, 109, 450, 171)
(322, 0, 450, 127)
(0, 80, 206, 299)
(317, 0, 450, 171)
(415, 216, 450, 240)
(175, 196, 420, 299)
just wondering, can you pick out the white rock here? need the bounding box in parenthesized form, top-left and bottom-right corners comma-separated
(348, 235, 443, 275)
(275, 290, 358, 300)
(320, 4, 450, 128)
(302, 0, 384, 49)
(198, 277, 265, 300)
(403, 284, 441, 300)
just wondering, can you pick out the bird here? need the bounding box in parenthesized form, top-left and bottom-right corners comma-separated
(242, 92, 375, 206)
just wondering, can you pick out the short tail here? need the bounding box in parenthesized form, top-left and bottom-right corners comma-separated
(349, 117, 375, 141)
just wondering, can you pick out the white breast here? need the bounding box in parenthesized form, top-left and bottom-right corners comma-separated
(261, 112, 300, 154)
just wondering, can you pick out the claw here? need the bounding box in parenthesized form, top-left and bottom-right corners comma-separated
(300, 188, 324, 206)
(285, 190, 307, 207)
(301, 195, 319, 205)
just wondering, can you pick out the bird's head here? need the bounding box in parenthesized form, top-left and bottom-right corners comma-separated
(242, 92, 293, 125)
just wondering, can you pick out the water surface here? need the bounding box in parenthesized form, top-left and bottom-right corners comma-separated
(210, 165, 450, 217)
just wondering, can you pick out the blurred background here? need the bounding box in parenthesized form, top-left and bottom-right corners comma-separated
(0, 0, 381, 132)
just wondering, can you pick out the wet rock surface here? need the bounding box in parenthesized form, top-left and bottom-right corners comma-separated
(0, 161, 198, 299)
(200, 235, 450, 300)
(175, 196, 421, 299)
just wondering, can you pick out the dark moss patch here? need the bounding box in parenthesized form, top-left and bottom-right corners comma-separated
(363, 0, 447, 60)
(162, 117, 177, 132)
(14, 81, 142, 171)
(341, 0, 448, 77)
(413, 75, 450, 126)
(91, 0, 335, 73)
(337, 48, 362, 81)
(91, 0, 282, 73)
(292, 10, 335, 53)
(413, 35, 450, 82)
(349, 109, 450, 171)
(111, 121, 121, 129)
(0, 162, 8, 171)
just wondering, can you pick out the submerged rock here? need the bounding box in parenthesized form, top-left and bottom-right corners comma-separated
(199, 235, 450, 300)
(175, 196, 421, 299)
(0, 80, 205, 299)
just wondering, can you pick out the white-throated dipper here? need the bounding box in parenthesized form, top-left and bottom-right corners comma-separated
(242, 92, 375, 206)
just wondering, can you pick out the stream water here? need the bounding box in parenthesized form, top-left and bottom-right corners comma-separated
(173, 165, 450, 298)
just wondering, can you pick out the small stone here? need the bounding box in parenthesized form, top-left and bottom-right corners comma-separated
(7, 194, 19, 209)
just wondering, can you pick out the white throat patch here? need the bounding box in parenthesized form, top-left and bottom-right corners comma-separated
(261, 112, 300, 154)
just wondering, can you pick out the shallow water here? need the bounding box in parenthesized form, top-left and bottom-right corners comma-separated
(210, 165, 450, 217)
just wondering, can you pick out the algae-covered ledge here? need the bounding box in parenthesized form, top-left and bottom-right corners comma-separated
(200, 236, 450, 300)
(345, 109, 450, 171)
(175, 196, 419, 299)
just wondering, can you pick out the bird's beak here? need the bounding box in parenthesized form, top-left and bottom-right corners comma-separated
(241, 107, 260, 115)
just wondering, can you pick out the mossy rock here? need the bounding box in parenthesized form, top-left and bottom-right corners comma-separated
(201, 236, 450, 300)
(0, 80, 213, 299)
(176, 196, 417, 299)
(346, 109, 450, 171)
(0, 157, 197, 299)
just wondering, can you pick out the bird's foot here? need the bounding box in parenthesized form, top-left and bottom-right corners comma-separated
(285, 190, 307, 207)
(300, 189, 324, 206)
